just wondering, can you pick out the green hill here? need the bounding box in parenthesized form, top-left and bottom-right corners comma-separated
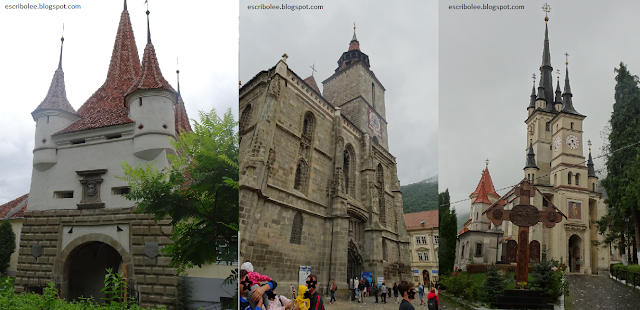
(401, 175, 438, 213)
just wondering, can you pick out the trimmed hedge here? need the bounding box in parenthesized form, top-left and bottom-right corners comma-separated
(467, 263, 534, 275)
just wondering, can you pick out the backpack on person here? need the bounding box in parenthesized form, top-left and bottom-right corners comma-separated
(427, 296, 438, 310)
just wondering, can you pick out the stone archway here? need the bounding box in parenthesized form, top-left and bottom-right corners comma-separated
(53, 233, 132, 301)
(422, 270, 429, 286)
(347, 239, 363, 283)
(568, 234, 582, 273)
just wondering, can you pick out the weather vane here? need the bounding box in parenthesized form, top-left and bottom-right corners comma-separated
(565, 52, 569, 66)
(310, 62, 317, 77)
(556, 69, 561, 80)
(486, 158, 489, 168)
(588, 140, 592, 151)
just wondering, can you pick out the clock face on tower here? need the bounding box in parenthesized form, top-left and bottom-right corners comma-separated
(368, 108, 382, 137)
(554, 136, 561, 152)
(566, 134, 579, 150)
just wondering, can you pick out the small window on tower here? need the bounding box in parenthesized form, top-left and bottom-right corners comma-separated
(571, 122, 574, 129)
(546, 122, 550, 131)
(568, 172, 573, 185)
(54, 191, 74, 199)
(112, 187, 131, 195)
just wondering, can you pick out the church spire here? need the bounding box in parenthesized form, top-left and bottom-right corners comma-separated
(529, 74, 536, 109)
(352, 22, 358, 42)
(348, 23, 360, 52)
(524, 140, 539, 170)
(58, 29, 64, 69)
(561, 58, 582, 115)
(587, 148, 596, 178)
(32, 34, 77, 118)
(539, 5, 554, 112)
(554, 74, 562, 103)
(125, 8, 175, 97)
(174, 66, 192, 134)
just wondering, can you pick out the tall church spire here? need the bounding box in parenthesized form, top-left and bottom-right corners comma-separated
(540, 15, 554, 112)
(348, 23, 360, 52)
(32, 35, 77, 118)
(561, 59, 582, 115)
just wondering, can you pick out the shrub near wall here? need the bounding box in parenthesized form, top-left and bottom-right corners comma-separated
(466, 263, 533, 275)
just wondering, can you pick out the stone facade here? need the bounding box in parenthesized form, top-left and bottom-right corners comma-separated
(15, 207, 176, 308)
(240, 36, 411, 298)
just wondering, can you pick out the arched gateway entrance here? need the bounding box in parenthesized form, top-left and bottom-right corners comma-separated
(53, 234, 133, 302)
(568, 234, 582, 273)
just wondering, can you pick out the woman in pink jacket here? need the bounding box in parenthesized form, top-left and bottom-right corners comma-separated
(267, 291, 293, 310)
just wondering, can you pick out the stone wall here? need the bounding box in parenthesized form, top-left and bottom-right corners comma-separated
(15, 207, 177, 309)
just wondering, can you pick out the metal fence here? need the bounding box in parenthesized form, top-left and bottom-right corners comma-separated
(610, 266, 640, 288)
(23, 277, 61, 295)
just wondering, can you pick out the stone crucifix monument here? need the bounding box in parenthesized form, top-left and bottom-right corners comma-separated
(484, 179, 566, 288)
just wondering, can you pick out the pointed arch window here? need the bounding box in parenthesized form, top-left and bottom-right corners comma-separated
(290, 212, 303, 244)
(294, 159, 309, 193)
(377, 164, 385, 226)
(239, 104, 252, 132)
(546, 122, 550, 132)
(302, 112, 315, 139)
(575, 173, 580, 186)
(571, 122, 574, 130)
(568, 172, 573, 185)
(344, 144, 356, 197)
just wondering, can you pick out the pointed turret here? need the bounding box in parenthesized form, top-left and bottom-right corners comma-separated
(524, 141, 539, 170)
(554, 76, 563, 111)
(303, 75, 321, 94)
(528, 79, 536, 110)
(587, 149, 596, 178)
(539, 19, 555, 112)
(54, 2, 140, 135)
(561, 65, 582, 116)
(470, 164, 499, 203)
(32, 36, 77, 117)
(334, 27, 370, 72)
(175, 69, 192, 134)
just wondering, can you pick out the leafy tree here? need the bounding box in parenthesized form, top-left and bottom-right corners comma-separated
(119, 108, 239, 271)
(481, 264, 505, 302)
(0, 220, 16, 273)
(600, 63, 640, 264)
(438, 189, 457, 274)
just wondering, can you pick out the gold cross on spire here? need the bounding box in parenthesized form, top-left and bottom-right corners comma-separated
(354, 22, 356, 30)
(565, 52, 569, 66)
(556, 69, 561, 80)
(532, 73, 536, 82)
(542, 3, 551, 22)
(588, 139, 592, 151)
(486, 158, 490, 168)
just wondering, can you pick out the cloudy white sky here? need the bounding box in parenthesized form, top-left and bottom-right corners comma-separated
(439, 1, 640, 215)
(239, 0, 439, 187)
(0, 0, 238, 205)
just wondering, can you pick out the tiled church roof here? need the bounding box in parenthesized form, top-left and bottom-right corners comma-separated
(471, 167, 499, 200)
(125, 43, 175, 96)
(32, 67, 77, 116)
(175, 95, 192, 133)
(54, 7, 140, 135)
(0, 194, 28, 219)
(403, 210, 438, 230)
(303, 75, 321, 94)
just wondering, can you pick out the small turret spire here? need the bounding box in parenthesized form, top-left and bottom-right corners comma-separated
(146, 9, 151, 44)
(560, 55, 582, 115)
(352, 22, 358, 42)
(176, 58, 181, 96)
(58, 24, 64, 69)
(124, 0, 127, 10)
(529, 73, 536, 109)
(587, 140, 596, 178)
(554, 71, 562, 103)
(524, 140, 539, 170)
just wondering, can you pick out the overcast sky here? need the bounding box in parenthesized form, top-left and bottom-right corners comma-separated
(239, 0, 439, 187)
(439, 0, 640, 215)
(0, 1, 238, 205)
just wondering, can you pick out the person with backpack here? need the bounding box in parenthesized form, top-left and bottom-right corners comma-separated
(426, 286, 438, 310)
(393, 283, 399, 303)
(329, 279, 337, 304)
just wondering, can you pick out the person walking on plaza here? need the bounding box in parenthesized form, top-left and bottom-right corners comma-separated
(358, 279, 366, 303)
(427, 286, 438, 310)
(381, 282, 387, 304)
(329, 279, 337, 304)
(398, 281, 416, 310)
(418, 283, 424, 306)
(372, 283, 379, 303)
(393, 283, 399, 303)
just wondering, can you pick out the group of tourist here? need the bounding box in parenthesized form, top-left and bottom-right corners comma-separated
(238, 262, 438, 310)
(239, 262, 325, 310)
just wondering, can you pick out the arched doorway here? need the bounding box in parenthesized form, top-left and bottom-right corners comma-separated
(347, 240, 363, 284)
(64, 241, 122, 302)
(422, 270, 429, 286)
(568, 235, 582, 273)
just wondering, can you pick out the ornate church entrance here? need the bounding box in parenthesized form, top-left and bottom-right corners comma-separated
(568, 235, 582, 273)
(347, 240, 363, 282)
(64, 242, 123, 302)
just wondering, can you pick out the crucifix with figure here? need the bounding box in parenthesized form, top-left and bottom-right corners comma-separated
(484, 179, 566, 288)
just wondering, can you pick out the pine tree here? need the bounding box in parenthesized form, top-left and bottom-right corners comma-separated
(0, 220, 16, 273)
(600, 63, 640, 264)
(481, 264, 505, 302)
(439, 189, 457, 273)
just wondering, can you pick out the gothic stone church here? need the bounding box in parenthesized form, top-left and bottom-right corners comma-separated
(455, 16, 611, 275)
(239, 32, 411, 295)
(12, 3, 230, 309)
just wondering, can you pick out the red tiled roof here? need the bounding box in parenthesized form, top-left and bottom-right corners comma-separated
(175, 95, 192, 134)
(32, 68, 77, 116)
(0, 194, 28, 219)
(348, 40, 360, 52)
(403, 210, 438, 230)
(54, 8, 140, 135)
(303, 75, 321, 94)
(125, 43, 175, 97)
(470, 168, 499, 202)
(457, 227, 469, 235)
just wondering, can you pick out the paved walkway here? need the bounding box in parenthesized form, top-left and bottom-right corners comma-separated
(566, 274, 640, 309)
(324, 295, 425, 310)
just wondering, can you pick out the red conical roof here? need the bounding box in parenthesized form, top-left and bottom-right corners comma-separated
(470, 167, 499, 203)
(303, 75, 321, 94)
(125, 43, 175, 96)
(175, 95, 192, 134)
(32, 67, 77, 117)
(55, 7, 140, 135)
